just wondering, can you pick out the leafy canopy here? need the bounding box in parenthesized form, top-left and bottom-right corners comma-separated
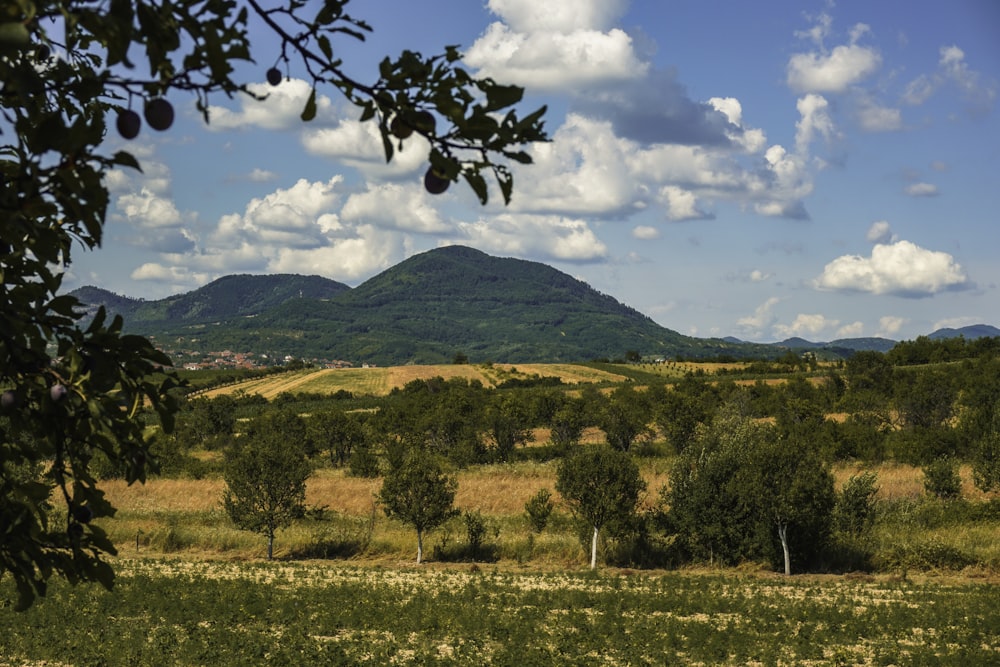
(0, 0, 545, 608)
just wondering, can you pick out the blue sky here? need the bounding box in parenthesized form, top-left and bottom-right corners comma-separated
(72, 0, 1000, 343)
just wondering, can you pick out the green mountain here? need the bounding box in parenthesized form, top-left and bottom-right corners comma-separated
(71, 246, 773, 365)
(74, 274, 350, 323)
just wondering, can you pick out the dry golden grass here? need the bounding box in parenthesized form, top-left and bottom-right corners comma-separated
(830, 462, 988, 501)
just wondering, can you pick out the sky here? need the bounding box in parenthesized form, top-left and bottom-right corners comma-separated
(69, 0, 1000, 343)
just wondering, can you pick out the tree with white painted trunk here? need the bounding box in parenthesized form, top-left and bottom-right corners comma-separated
(378, 452, 458, 564)
(556, 446, 645, 569)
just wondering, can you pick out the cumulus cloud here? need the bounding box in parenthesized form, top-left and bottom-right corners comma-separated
(814, 240, 970, 297)
(877, 316, 907, 337)
(736, 296, 781, 338)
(302, 120, 429, 180)
(774, 313, 839, 339)
(572, 69, 736, 147)
(341, 183, 450, 234)
(206, 79, 333, 130)
(866, 220, 895, 244)
(787, 44, 880, 93)
(837, 321, 865, 337)
(905, 182, 939, 197)
(466, 0, 645, 91)
(454, 214, 608, 263)
(632, 225, 659, 240)
(787, 18, 881, 94)
(211, 177, 344, 249)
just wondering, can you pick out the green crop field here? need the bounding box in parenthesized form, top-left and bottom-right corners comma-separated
(2, 559, 997, 665)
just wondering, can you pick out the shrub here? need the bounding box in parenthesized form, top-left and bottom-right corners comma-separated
(922, 458, 961, 500)
(524, 488, 554, 533)
(834, 471, 879, 535)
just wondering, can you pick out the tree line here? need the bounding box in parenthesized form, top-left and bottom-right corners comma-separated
(133, 341, 1000, 572)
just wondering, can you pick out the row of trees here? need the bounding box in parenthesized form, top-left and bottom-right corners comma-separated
(220, 394, 886, 574)
(161, 349, 1000, 491)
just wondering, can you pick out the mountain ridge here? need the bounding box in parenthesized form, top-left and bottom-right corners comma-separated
(69, 247, 998, 365)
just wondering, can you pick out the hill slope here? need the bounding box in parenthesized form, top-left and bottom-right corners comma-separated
(69, 247, 770, 364)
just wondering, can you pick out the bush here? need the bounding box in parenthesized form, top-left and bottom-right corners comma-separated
(922, 458, 962, 500)
(348, 447, 381, 478)
(834, 471, 879, 535)
(524, 488, 554, 533)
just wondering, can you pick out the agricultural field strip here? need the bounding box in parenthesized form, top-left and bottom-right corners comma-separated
(200, 363, 630, 399)
(116, 558, 961, 607)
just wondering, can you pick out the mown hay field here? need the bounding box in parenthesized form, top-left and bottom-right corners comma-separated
(199, 363, 628, 399)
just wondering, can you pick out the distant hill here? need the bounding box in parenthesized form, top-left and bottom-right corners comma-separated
(928, 324, 1000, 340)
(73, 274, 350, 323)
(71, 248, 998, 365)
(71, 246, 772, 365)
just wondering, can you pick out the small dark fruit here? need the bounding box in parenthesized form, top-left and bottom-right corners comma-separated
(73, 505, 94, 524)
(35, 43, 51, 61)
(116, 109, 141, 139)
(144, 98, 174, 131)
(390, 115, 413, 139)
(424, 167, 450, 195)
(1, 390, 18, 410)
(266, 67, 282, 86)
(414, 110, 436, 134)
(49, 384, 68, 402)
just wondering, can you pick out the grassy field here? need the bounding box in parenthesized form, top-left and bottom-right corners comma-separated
(89, 460, 998, 572)
(3, 558, 998, 665)
(199, 363, 630, 399)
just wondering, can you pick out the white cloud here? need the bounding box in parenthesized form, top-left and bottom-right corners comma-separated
(467, 0, 644, 92)
(485, 0, 628, 32)
(632, 225, 659, 240)
(341, 183, 450, 233)
(837, 321, 864, 337)
(749, 269, 772, 283)
(905, 182, 938, 197)
(857, 98, 902, 132)
(658, 185, 710, 221)
(212, 177, 344, 249)
(455, 214, 608, 263)
(814, 240, 970, 297)
(877, 316, 907, 337)
(795, 94, 837, 153)
(206, 79, 333, 130)
(465, 22, 646, 91)
(267, 225, 402, 280)
(866, 220, 895, 244)
(130, 263, 210, 287)
(787, 20, 881, 94)
(302, 120, 429, 180)
(903, 45, 997, 110)
(736, 296, 781, 337)
(774, 313, 839, 339)
(116, 188, 184, 229)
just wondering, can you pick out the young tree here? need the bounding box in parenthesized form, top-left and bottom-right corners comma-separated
(222, 430, 311, 560)
(308, 409, 366, 467)
(667, 399, 835, 574)
(1, 0, 545, 606)
(485, 392, 531, 462)
(378, 453, 458, 564)
(596, 384, 653, 452)
(556, 447, 645, 569)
